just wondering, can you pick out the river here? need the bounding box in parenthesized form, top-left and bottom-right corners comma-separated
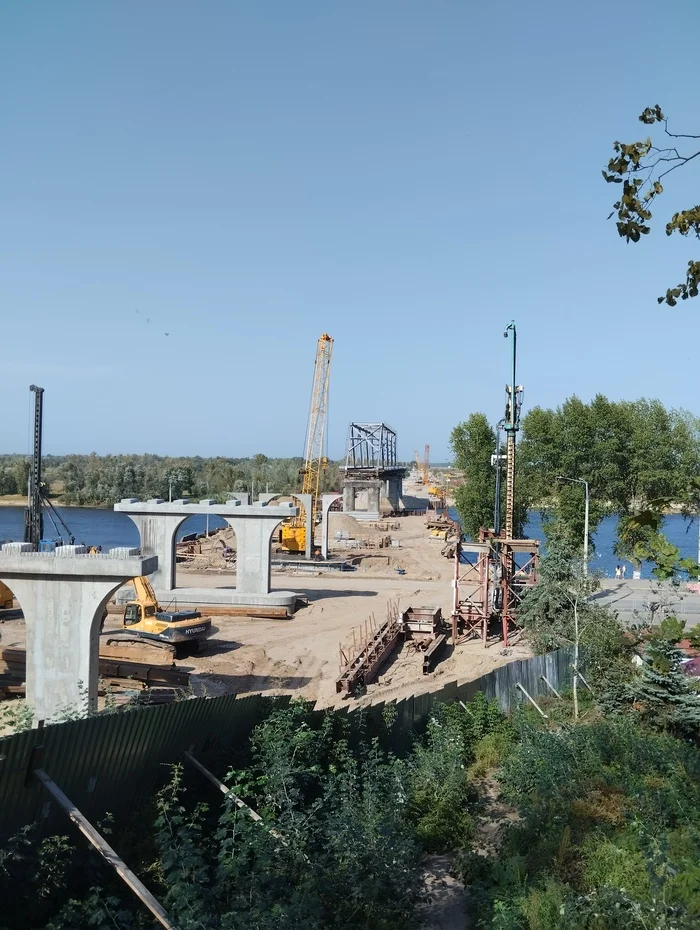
(0, 506, 229, 552)
(448, 508, 699, 579)
(1, 505, 697, 580)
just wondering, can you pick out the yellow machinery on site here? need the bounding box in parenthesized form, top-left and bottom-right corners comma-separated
(414, 445, 430, 486)
(0, 581, 13, 610)
(279, 333, 333, 554)
(102, 576, 213, 658)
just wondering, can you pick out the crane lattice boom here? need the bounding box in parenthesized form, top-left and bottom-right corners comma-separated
(301, 333, 333, 504)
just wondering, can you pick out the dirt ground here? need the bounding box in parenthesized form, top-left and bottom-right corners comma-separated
(0, 488, 531, 712)
(173, 493, 529, 708)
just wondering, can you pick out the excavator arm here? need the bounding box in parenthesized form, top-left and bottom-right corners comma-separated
(131, 576, 160, 612)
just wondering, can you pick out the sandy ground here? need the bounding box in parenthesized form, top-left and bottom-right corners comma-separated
(0, 486, 531, 711)
(170, 494, 530, 708)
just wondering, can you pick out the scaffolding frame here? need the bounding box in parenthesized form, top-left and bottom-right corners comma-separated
(452, 532, 539, 647)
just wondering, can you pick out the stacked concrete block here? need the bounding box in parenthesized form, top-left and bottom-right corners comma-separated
(55, 545, 87, 557)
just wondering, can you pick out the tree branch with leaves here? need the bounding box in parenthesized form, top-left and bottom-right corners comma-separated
(603, 104, 700, 305)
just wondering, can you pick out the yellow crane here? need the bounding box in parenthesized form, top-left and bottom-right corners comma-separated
(279, 333, 333, 554)
(414, 445, 430, 486)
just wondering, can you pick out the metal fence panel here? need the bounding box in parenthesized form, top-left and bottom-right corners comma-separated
(0, 648, 575, 839)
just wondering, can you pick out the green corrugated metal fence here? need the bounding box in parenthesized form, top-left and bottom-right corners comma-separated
(0, 647, 574, 839)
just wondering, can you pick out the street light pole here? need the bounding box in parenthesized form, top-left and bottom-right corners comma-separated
(556, 476, 589, 575)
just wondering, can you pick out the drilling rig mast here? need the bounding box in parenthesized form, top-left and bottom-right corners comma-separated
(279, 333, 333, 554)
(451, 322, 539, 648)
(24, 385, 44, 549)
(502, 322, 522, 540)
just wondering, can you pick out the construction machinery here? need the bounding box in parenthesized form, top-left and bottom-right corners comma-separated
(0, 582, 13, 610)
(279, 333, 333, 554)
(24, 385, 44, 548)
(451, 321, 539, 647)
(102, 576, 213, 659)
(23, 385, 78, 550)
(414, 447, 431, 486)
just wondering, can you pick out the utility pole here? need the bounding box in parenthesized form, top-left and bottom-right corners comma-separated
(24, 385, 44, 549)
(502, 323, 522, 540)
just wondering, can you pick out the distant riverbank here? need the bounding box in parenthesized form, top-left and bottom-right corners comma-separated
(0, 496, 109, 508)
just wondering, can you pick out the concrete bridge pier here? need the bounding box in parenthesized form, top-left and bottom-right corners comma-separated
(0, 546, 157, 725)
(125, 503, 183, 591)
(320, 494, 343, 560)
(114, 498, 300, 611)
(225, 515, 278, 593)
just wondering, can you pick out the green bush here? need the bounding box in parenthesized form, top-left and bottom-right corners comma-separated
(581, 835, 650, 899)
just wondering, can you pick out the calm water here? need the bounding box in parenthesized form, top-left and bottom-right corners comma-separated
(2, 505, 698, 580)
(0, 506, 228, 550)
(448, 508, 700, 579)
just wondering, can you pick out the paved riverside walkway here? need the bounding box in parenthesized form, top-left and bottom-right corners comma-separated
(594, 578, 700, 627)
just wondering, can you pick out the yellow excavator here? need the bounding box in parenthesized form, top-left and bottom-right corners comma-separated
(102, 576, 213, 658)
(0, 581, 13, 610)
(279, 333, 333, 554)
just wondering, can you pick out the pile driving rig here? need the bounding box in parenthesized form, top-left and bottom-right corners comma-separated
(452, 323, 539, 647)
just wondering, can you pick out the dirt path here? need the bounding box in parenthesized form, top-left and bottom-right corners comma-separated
(417, 855, 472, 930)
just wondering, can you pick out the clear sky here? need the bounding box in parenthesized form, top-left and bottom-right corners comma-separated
(2, 1, 698, 461)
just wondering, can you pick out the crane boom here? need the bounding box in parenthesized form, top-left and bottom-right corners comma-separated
(280, 333, 333, 554)
(414, 447, 429, 487)
(300, 333, 333, 503)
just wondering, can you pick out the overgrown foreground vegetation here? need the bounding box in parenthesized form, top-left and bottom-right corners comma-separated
(2, 549, 700, 928)
(2, 683, 700, 927)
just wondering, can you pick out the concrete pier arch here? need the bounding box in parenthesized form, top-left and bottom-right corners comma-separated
(114, 498, 300, 612)
(0, 545, 157, 724)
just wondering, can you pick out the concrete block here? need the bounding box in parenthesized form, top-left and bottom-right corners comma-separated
(55, 545, 87, 557)
(225, 499, 242, 507)
(2, 542, 33, 553)
(199, 499, 217, 505)
(173, 499, 190, 505)
(109, 547, 140, 558)
(147, 498, 164, 504)
(120, 498, 140, 504)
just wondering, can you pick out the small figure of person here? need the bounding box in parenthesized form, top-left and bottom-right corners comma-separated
(621, 564, 627, 579)
(615, 565, 621, 579)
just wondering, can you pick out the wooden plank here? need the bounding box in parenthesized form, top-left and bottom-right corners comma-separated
(33, 768, 179, 930)
(1, 649, 189, 688)
(99, 642, 175, 666)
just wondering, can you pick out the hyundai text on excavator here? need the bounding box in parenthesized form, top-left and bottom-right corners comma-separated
(102, 576, 213, 659)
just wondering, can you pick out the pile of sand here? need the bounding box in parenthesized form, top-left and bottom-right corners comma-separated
(328, 512, 363, 537)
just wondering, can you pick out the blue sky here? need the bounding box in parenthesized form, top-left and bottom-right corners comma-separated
(1, 1, 698, 461)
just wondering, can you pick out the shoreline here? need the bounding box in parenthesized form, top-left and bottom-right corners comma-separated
(0, 497, 103, 509)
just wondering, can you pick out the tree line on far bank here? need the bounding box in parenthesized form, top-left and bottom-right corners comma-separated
(451, 395, 700, 577)
(0, 454, 344, 506)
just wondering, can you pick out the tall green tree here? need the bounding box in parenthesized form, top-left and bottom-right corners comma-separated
(450, 413, 527, 539)
(451, 414, 498, 539)
(603, 104, 700, 305)
(518, 395, 700, 565)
